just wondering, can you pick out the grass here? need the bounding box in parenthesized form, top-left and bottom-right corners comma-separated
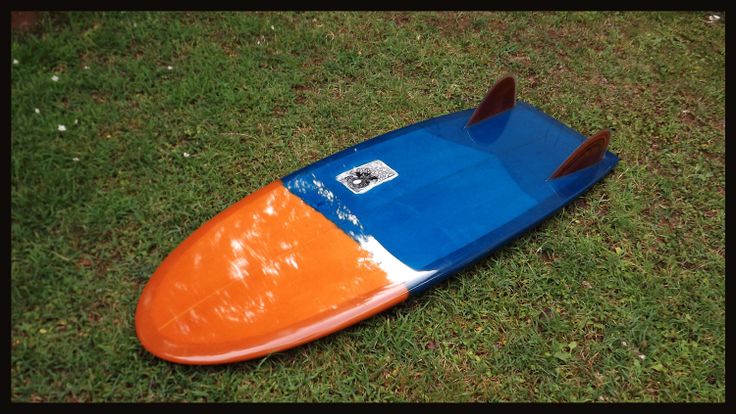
(10, 11, 725, 402)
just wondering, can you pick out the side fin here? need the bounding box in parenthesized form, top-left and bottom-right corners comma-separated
(549, 129, 611, 179)
(465, 76, 516, 128)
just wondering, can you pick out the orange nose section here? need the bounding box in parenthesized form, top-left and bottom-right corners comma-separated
(135, 181, 408, 364)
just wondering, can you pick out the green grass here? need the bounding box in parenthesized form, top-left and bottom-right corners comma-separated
(11, 11, 724, 402)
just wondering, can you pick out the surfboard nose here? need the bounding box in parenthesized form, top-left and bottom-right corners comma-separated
(135, 181, 408, 364)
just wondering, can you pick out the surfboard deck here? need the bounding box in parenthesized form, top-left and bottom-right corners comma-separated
(135, 76, 619, 364)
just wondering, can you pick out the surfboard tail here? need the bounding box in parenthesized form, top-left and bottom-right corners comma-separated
(549, 129, 611, 179)
(466, 75, 516, 127)
(467, 75, 612, 179)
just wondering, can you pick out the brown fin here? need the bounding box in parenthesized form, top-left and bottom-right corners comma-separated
(465, 76, 516, 128)
(549, 130, 611, 179)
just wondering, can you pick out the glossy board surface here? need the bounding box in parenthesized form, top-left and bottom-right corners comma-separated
(136, 99, 618, 364)
(284, 101, 618, 290)
(136, 181, 410, 364)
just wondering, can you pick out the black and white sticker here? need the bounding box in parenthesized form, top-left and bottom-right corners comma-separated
(336, 160, 398, 194)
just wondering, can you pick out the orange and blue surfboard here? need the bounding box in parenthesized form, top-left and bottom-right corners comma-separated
(135, 77, 619, 364)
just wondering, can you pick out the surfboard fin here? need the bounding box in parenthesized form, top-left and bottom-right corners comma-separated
(549, 129, 611, 179)
(466, 75, 516, 127)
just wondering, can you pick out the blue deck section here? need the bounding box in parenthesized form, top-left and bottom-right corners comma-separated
(283, 101, 618, 291)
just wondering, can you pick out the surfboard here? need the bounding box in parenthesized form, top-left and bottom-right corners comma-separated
(135, 76, 619, 364)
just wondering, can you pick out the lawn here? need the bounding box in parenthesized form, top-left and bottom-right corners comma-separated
(10, 11, 725, 402)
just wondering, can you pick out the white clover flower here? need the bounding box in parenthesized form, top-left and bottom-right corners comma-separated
(13, 59, 19, 65)
(34, 108, 40, 114)
(58, 125, 66, 132)
(51, 75, 59, 82)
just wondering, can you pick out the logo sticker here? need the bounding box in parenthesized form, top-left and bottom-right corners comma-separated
(336, 160, 398, 194)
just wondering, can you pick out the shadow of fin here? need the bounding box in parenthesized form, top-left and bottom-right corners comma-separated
(549, 129, 611, 179)
(465, 76, 516, 128)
